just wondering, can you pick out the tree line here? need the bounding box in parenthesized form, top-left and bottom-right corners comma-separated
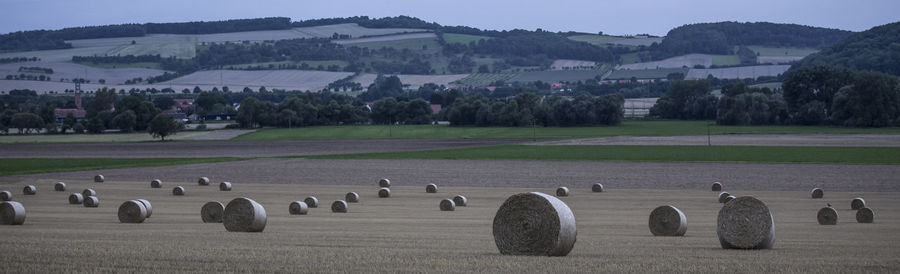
(794, 22, 900, 76)
(440, 93, 623, 126)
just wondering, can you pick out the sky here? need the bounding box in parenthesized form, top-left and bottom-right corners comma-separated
(0, 0, 898, 35)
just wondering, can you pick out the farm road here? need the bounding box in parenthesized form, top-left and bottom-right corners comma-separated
(534, 134, 900, 147)
(6, 158, 897, 192)
(0, 139, 528, 158)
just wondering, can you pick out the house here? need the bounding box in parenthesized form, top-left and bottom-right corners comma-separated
(54, 93, 86, 123)
(430, 104, 442, 114)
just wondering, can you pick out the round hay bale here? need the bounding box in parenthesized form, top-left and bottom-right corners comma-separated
(94, 174, 104, 183)
(54, 182, 66, 191)
(712, 182, 723, 191)
(172, 186, 185, 196)
(345, 192, 360, 203)
(649, 205, 687, 236)
(0, 201, 26, 225)
(0, 191, 11, 201)
(492, 192, 577, 256)
(379, 178, 391, 188)
(23, 185, 36, 195)
(135, 199, 152, 218)
(289, 201, 308, 215)
(150, 179, 162, 189)
(304, 197, 319, 208)
(440, 199, 456, 211)
(201, 201, 225, 223)
(219, 182, 232, 191)
(811, 188, 824, 199)
(718, 192, 731, 203)
(331, 200, 348, 213)
(856, 207, 874, 223)
(426, 184, 438, 193)
(117, 200, 148, 223)
(851, 198, 866, 210)
(453, 195, 468, 207)
(83, 196, 99, 208)
(716, 196, 775, 249)
(817, 207, 838, 225)
(556, 187, 569, 197)
(82, 189, 96, 197)
(592, 183, 604, 192)
(198, 177, 210, 186)
(378, 188, 391, 198)
(223, 198, 267, 232)
(68, 193, 84, 204)
(724, 195, 736, 203)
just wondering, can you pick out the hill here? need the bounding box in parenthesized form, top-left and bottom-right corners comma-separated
(793, 22, 900, 76)
(651, 22, 852, 59)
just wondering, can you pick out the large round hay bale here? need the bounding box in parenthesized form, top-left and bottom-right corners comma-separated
(345, 192, 360, 203)
(426, 184, 438, 193)
(492, 192, 577, 256)
(201, 201, 225, 223)
(83, 196, 100, 208)
(440, 199, 456, 211)
(556, 187, 569, 197)
(289, 201, 308, 215)
(94, 174, 104, 183)
(856, 207, 874, 223)
(82, 189, 96, 197)
(712, 182, 723, 191)
(649, 205, 687, 236)
(724, 195, 736, 203)
(592, 183, 604, 192)
(172, 186, 185, 196)
(453, 195, 468, 207)
(117, 200, 148, 223)
(379, 178, 391, 188)
(716, 196, 775, 249)
(135, 199, 152, 218)
(718, 192, 731, 203)
(68, 193, 84, 204)
(54, 182, 66, 191)
(811, 188, 824, 199)
(304, 196, 319, 208)
(817, 207, 838, 225)
(0, 201, 26, 225)
(150, 179, 162, 189)
(0, 191, 11, 201)
(331, 200, 348, 213)
(198, 177, 210, 186)
(23, 185, 36, 195)
(851, 198, 866, 210)
(219, 182, 232, 191)
(223, 198, 267, 232)
(378, 188, 391, 198)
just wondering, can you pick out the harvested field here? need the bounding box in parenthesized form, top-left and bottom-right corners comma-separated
(685, 65, 791, 80)
(5, 158, 899, 192)
(549, 60, 596, 71)
(160, 70, 353, 91)
(294, 23, 426, 38)
(451, 73, 518, 86)
(605, 68, 688, 80)
(352, 73, 469, 89)
(0, 139, 527, 158)
(0, 178, 896, 272)
(0, 62, 167, 85)
(333, 33, 437, 45)
(568, 35, 662, 47)
(536, 134, 900, 147)
(442, 33, 490, 44)
(510, 70, 604, 83)
(608, 37, 664, 47)
(757, 56, 804, 64)
(67, 34, 197, 59)
(618, 54, 713, 70)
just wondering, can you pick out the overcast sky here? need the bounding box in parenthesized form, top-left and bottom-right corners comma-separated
(1, 0, 897, 35)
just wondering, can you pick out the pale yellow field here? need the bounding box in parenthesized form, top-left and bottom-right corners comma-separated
(0, 179, 898, 273)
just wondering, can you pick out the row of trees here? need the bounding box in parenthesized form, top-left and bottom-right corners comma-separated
(441, 93, 623, 126)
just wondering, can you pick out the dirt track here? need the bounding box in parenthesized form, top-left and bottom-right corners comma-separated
(535, 134, 900, 146)
(5, 158, 897, 192)
(0, 139, 529, 158)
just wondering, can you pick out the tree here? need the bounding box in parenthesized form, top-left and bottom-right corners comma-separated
(84, 88, 118, 118)
(649, 80, 717, 120)
(829, 71, 900, 127)
(10, 112, 44, 134)
(153, 96, 176, 110)
(195, 91, 226, 115)
(62, 113, 77, 133)
(111, 110, 137, 132)
(782, 65, 853, 124)
(148, 114, 180, 141)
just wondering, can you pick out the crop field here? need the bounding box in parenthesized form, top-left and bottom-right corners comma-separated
(685, 65, 791, 80)
(568, 35, 662, 47)
(549, 59, 597, 70)
(294, 23, 427, 38)
(451, 73, 518, 86)
(0, 167, 897, 272)
(442, 33, 491, 44)
(67, 34, 197, 59)
(351, 73, 469, 89)
(618, 54, 714, 70)
(0, 62, 167, 85)
(160, 70, 353, 91)
(334, 33, 437, 46)
(510, 70, 604, 83)
(748, 46, 819, 57)
(608, 37, 664, 46)
(0, 158, 245, 176)
(711, 55, 741, 66)
(605, 68, 688, 80)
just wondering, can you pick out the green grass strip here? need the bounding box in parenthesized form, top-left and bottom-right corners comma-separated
(234, 120, 900, 141)
(302, 145, 900, 165)
(0, 157, 249, 176)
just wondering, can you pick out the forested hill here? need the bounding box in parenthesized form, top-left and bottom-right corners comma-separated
(651, 22, 853, 59)
(793, 22, 900, 76)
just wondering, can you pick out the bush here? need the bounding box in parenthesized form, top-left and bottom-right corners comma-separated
(73, 123, 85, 134)
(195, 124, 207, 130)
